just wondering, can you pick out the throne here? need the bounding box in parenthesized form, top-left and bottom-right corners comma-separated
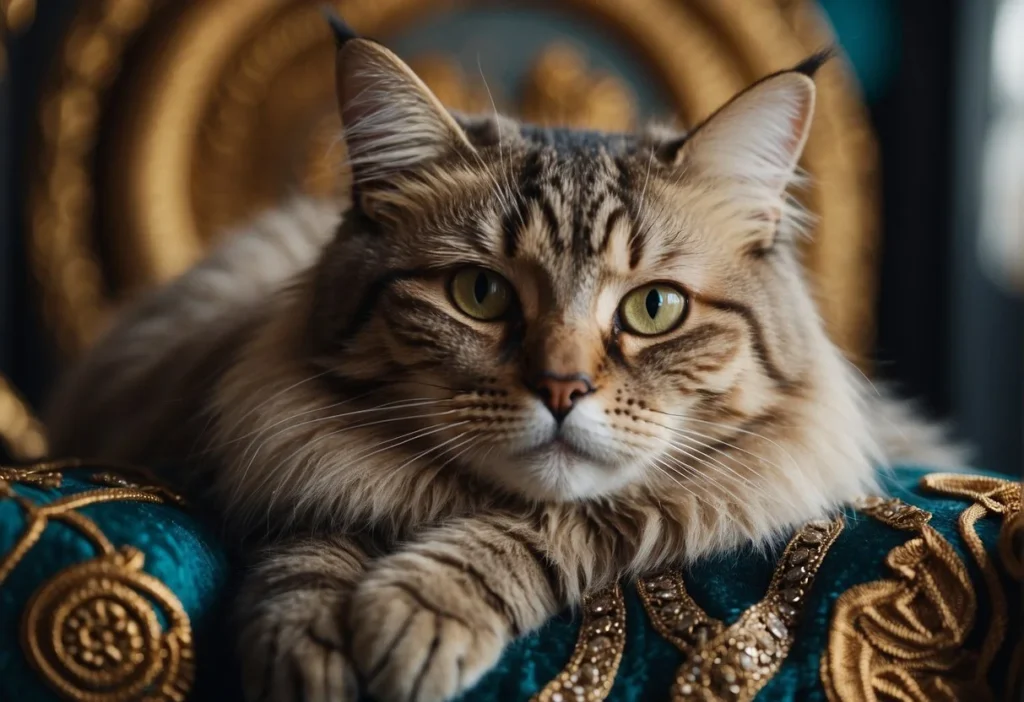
(0, 1, 1020, 700)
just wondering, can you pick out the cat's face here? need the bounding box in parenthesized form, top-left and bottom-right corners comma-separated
(312, 37, 846, 503)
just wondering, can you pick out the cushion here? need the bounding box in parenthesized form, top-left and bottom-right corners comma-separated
(0, 461, 232, 701)
(1, 462, 1019, 701)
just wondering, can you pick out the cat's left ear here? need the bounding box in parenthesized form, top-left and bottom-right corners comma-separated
(662, 50, 832, 220)
(328, 13, 474, 191)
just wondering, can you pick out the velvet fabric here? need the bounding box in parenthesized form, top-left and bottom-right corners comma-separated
(0, 469, 231, 700)
(460, 466, 1019, 700)
(1, 466, 1017, 701)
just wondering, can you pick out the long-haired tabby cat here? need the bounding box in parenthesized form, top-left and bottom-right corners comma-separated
(46, 16, 962, 702)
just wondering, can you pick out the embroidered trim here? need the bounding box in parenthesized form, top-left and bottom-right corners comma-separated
(920, 474, 1022, 700)
(1, 462, 194, 701)
(531, 583, 626, 702)
(822, 476, 1023, 702)
(639, 517, 844, 702)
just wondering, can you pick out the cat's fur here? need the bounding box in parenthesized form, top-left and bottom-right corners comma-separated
(46, 26, 963, 702)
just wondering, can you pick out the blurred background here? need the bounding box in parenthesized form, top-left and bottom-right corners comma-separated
(0, 0, 1021, 475)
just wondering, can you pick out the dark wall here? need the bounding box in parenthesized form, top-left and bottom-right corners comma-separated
(2, 2, 72, 412)
(871, 0, 957, 418)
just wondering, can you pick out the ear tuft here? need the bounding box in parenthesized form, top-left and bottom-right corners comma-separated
(321, 6, 359, 47)
(680, 70, 817, 196)
(792, 47, 836, 78)
(335, 37, 473, 188)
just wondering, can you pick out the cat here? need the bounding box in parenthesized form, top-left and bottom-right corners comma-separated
(45, 16, 963, 702)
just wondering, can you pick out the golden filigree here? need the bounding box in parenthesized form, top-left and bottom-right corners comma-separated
(31, 0, 878, 366)
(531, 583, 627, 702)
(22, 547, 194, 702)
(919, 473, 1022, 698)
(0, 466, 62, 490)
(0, 461, 194, 700)
(821, 480, 1022, 702)
(638, 517, 845, 702)
(1001, 509, 1023, 581)
(0, 373, 48, 461)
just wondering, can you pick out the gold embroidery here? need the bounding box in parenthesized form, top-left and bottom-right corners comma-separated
(531, 583, 627, 702)
(853, 495, 932, 531)
(532, 581, 626, 702)
(920, 474, 1022, 699)
(1000, 509, 1023, 580)
(639, 518, 845, 702)
(1, 462, 194, 701)
(22, 547, 194, 702)
(822, 478, 1023, 702)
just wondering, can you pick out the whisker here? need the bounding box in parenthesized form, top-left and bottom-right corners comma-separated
(233, 407, 460, 502)
(648, 457, 706, 506)
(658, 447, 751, 508)
(234, 397, 454, 468)
(211, 394, 450, 453)
(435, 435, 482, 472)
(279, 420, 472, 480)
(391, 430, 476, 474)
(213, 368, 337, 440)
(665, 424, 793, 477)
(650, 410, 802, 472)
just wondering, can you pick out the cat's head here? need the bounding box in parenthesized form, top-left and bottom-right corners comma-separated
(306, 25, 875, 508)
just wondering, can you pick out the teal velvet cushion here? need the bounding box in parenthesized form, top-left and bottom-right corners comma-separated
(0, 462, 231, 701)
(457, 466, 1022, 701)
(2, 463, 1020, 701)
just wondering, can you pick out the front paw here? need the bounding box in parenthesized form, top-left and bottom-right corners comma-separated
(350, 567, 509, 702)
(238, 589, 359, 702)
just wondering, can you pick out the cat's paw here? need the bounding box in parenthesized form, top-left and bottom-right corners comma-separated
(238, 590, 359, 702)
(350, 566, 509, 702)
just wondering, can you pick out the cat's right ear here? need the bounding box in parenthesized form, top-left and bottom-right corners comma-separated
(331, 14, 474, 193)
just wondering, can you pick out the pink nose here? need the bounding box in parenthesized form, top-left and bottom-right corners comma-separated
(532, 373, 594, 420)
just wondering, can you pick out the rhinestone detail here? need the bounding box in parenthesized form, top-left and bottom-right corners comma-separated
(532, 584, 626, 702)
(638, 516, 844, 701)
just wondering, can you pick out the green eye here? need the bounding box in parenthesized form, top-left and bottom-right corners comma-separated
(619, 283, 687, 336)
(450, 267, 513, 320)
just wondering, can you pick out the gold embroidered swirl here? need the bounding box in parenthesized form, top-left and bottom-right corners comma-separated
(638, 517, 845, 702)
(823, 476, 1022, 702)
(1, 462, 194, 701)
(531, 583, 627, 702)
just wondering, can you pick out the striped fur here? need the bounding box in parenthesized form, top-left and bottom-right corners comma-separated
(46, 35, 964, 702)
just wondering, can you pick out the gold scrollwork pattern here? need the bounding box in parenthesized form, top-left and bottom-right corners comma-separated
(823, 477, 1022, 702)
(638, 517, 845, 702)
(531, 583, 627, 702)
(0, 462, 194, 701)
(919, 473, 1023, 702)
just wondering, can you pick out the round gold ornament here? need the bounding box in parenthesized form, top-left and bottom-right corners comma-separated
(21, 546, 194, 702)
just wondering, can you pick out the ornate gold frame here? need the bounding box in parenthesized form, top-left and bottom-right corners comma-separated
(28, 0, 879, 365)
